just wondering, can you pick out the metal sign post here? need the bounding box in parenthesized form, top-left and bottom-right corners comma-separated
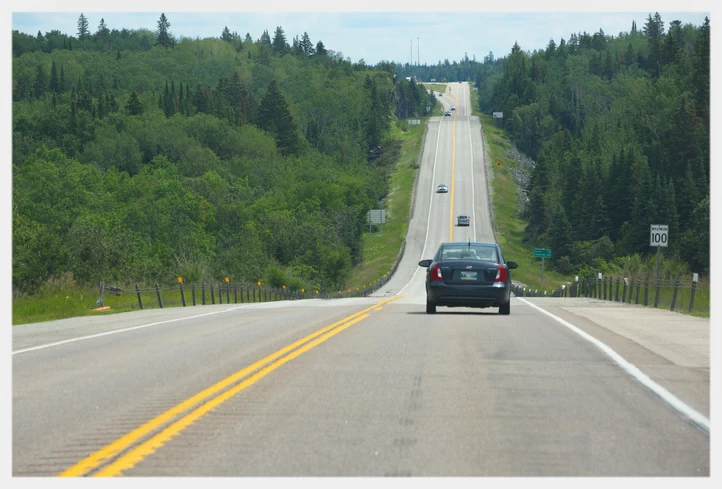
(533, 248, 552, 283)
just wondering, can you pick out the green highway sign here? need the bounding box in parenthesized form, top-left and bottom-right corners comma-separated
(534, 248, 552, 258)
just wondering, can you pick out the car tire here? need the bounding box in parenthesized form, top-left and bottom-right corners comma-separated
(499, 302, 510, 315)
(426, 300, 436, 314)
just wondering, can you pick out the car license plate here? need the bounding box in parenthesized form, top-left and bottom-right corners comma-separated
(460, 271, 477, 280)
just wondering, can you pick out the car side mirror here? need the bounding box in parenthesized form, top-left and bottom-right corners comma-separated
(506, 261, 518, 269)
(418, 259, 432, 268)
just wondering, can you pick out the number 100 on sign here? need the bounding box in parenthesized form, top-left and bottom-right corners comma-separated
(650, 224, 668, 247)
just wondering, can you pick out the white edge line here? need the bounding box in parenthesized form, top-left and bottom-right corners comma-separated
(517, 297, 710, 434)
(398, 111, 443, 296)
(12, 306, 247, 355)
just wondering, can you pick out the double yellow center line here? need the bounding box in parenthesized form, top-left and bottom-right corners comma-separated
(448, 97, 458, 242)
(59, 296, 402, 477)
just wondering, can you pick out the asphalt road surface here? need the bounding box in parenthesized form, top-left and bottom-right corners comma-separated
(12, 83, 711, 478)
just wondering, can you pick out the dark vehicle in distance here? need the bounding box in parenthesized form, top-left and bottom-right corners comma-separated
(437, 184, 448, 193)
(457, 214, 470, 226)
(418, 241, 518, 315)
(444, 111, 452, 116)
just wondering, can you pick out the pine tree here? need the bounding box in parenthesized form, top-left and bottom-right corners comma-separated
(643, 12, 665, 77)
(156, 13, 173, 48)
(96, 18, 111, 49)
(692, 17, 710, 129)
(77, 13, 89, 40)
(193, 85, 210, 114)
(162, 81, 174, 117)
(125, 91, 143, 115)
(258, 30, 271, 46)
(271, 26, 288, 54)
(677, 162, 700, 223)
(49, 61, 59, 93)
(225, 71, 249, 125)
(300, 32, 314, 56)
(97, 94, 105, 119)
(59, 66, 66, 92)
(258, 80, 301, 156)
(660, 178, 680, 251)
(547, 203, 574, 258)
(221, 26, 233, 42)
(33, 64, 47, 98)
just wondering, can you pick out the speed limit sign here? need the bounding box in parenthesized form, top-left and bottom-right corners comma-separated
(650, 224, 669, 247)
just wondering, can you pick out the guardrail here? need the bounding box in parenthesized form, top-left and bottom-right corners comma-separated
(510, 273, 709, 315)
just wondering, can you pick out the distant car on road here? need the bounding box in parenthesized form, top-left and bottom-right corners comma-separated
(444, 111, 452, 116)
(438, 93, 443, 97)
(418, 241, 518, 314)
(450, 105, 456, 111)
(437, 184, 448, 193)
(457, 214, 470, 226)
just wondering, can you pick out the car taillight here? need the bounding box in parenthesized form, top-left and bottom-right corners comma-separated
(494, 264, 508, 283)
(430, 263, 443, 281)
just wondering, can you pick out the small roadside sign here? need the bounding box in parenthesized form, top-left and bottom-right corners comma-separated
(533, 248, 551, 258)
(650, 224, 668, 247)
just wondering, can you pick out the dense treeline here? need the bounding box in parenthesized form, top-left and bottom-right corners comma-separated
(484, 14, 710, 276)
(398, 14, 709, 277)
(12, 15, 435, 295)
(483, 14, 710, 273)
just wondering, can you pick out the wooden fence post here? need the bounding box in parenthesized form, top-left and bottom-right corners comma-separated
(155, 283, 163, 308)
(688, 273, 698, 312)
(670, 279, 680, 311)
(135, 283, 144, 310)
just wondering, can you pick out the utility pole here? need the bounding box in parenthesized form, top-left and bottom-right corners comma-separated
(410, 39, 412, 65)
(417, 37, 420, 65)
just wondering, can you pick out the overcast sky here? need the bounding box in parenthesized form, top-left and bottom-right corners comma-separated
(8, 1, 714, 66)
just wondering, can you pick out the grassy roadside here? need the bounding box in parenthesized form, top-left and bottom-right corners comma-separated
(12, 278, 128, 324)
(345, 120, 426, 290)
(470, 96, 572, 292)
(344, 84, 443, 291)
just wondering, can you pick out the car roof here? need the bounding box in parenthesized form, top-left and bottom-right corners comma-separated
(443, 241, 495, 246)
(439, 241, 497, 250)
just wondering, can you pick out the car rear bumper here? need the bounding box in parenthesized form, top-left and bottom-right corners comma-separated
(426, 283, 510, 308)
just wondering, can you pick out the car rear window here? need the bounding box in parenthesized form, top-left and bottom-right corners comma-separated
(441, 245, 497, 262)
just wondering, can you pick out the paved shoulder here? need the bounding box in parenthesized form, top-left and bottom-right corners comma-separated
(518, 297, 710, 419)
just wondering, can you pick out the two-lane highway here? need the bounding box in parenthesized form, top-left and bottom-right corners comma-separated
(12, 82, 710, 477)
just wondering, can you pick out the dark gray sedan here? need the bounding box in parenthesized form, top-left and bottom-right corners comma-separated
(418, 241, 518, 315)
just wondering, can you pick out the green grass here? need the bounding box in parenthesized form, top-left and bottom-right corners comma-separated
(574, 276, 710, 317)
(12, 279, 312, 325)
(12, 283, 127, 325)
(345, 120, 425, 291)
(476, 113, 570, 292)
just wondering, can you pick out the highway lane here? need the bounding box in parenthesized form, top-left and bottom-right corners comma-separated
(12, 82, 710, 477)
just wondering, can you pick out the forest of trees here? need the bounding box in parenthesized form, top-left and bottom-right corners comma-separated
(12, 14, 435, 295)
(399, 15, 709, 279)
(12, 12, 710, 297)
(484, 14, 710, 276)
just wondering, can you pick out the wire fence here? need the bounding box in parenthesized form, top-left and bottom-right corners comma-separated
(91, 240, 408, 313)
(511, 273, 710, 316)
